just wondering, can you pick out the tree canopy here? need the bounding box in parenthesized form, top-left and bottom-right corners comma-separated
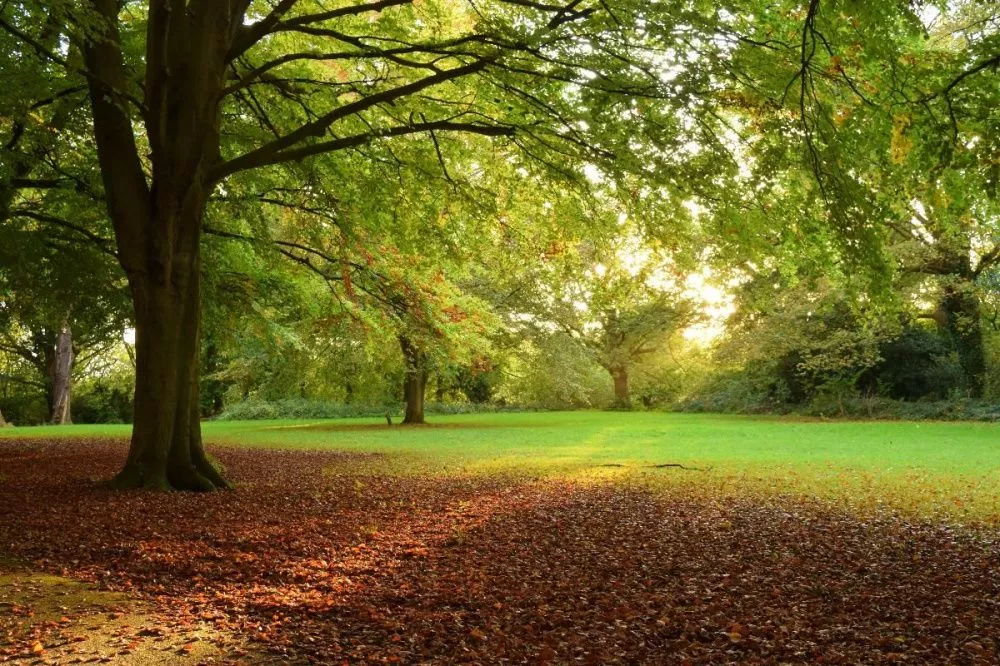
(2, 0, 1000, 484)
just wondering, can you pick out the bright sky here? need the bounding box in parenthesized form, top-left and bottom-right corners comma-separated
(682, 271, 736, 345)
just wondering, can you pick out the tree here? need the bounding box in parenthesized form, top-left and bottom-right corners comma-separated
(0, 227, 128, 424)
(561, 269, 696, 408)
(521, 229, 699, 408)
(1, 2, 127, 423)
(8, 0, 741, 489)
(724, 0, 1000, 396)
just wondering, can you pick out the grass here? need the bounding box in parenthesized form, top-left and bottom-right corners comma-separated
(4, 411, 1000, 522)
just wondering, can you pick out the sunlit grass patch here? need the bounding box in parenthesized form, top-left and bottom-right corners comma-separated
(3, 411, 999, 522)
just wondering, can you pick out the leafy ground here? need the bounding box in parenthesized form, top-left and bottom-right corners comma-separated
(2, 413, 1000, 664)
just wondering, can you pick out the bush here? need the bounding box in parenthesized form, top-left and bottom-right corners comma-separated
(216, 399, 387, 421)
(216, 398, 535, 421)
(866, 327, 961, 400)
(675, 395, 1000, 422)
(73, 384, 134, 424)
(0, 392, 48, 426)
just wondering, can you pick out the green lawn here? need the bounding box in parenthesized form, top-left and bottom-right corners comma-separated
(4, 411, 1000, 521)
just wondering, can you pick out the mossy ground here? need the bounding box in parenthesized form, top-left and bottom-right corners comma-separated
(1, 557, 255, 664)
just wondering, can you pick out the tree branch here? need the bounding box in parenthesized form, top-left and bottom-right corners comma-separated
(212, 58, 492, 180)
(8, 209, 118, 257)
(211, 118, 511, 181)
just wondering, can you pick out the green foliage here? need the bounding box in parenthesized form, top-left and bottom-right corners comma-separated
(216, 397, 527, 421)
(0, 391, 47, 426)
(867, 327, 962, 401)
(497, 335, 613, 410)
(73, 383, 133, 424)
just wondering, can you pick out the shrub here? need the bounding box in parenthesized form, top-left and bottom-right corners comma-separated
(867, 327, 961, 400)
(73, 384, 134, 424)
(0, 392, 48, 426)
(216, 398, 535, 421)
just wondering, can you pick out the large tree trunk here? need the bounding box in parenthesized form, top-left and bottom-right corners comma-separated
(83, 0, 236, 490)
(0, 408, 8, 428)
(47, 323, 73, 424)
(939, 281, 985, 397)
(610, 365, 631, 409)
(114, 232, 229, 491)
(400, 336, 428, 425)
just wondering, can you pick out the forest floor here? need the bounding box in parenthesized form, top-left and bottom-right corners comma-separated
(2, 413, 1000, 664)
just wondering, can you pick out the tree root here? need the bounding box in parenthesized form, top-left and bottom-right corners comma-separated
(109, 459, 232, 492)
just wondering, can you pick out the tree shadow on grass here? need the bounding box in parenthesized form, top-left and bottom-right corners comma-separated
(1, 439, 999, 664)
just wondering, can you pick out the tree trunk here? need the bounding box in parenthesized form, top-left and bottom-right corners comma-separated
(400, 336, 428, 425)
(0, 408, 8, 428)
(939, 281, 985, 397)
(610, 365, 631, 409)
(113, 240, 229, 491)
(47, 323, 73, 424)
(403, 370, 428, 424)
(83, 0, 236, 490)
(200, 340, 225, 417)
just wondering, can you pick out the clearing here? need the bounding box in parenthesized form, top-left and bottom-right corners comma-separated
(2, 412, 999, 664)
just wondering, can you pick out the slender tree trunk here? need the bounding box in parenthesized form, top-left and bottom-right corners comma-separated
(610, 365, 631, 409)
(200, 340, 225, 417)
(939, 281, 985, 397)
(400, 336, 428, 425)
(47, 323, 73, 424)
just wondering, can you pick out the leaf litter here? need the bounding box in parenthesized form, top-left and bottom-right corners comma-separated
(1, 438, 999, 664)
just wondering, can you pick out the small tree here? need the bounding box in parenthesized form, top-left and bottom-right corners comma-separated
(540, 245, 698, 408)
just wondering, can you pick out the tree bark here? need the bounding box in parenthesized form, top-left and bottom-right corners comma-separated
(0, 408, 8, 428)
(47, 323, 73, 424)
(938, 281, 985, 397)
(83, 0, 237, 490)
(400, 336, 428, 425)
(114, 235, 229, 491)
(610, 365, 631, 409)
